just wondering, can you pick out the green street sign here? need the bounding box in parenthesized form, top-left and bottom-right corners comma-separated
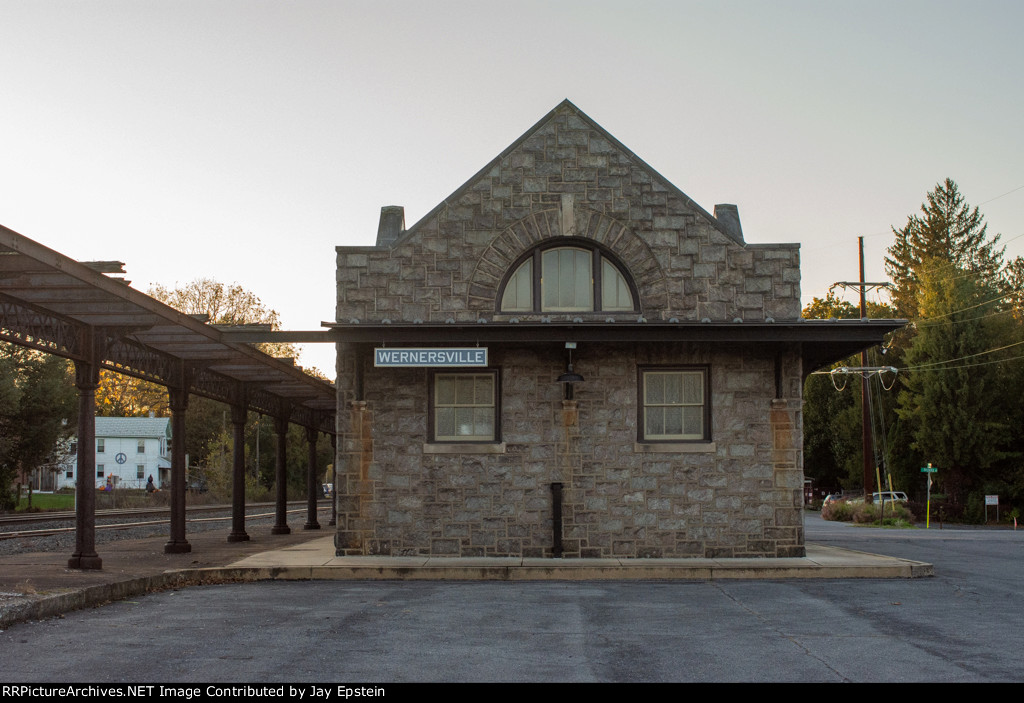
(921, 467, 938, 473)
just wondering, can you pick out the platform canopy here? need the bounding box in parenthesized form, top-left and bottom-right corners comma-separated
(0, 225, 335, 434)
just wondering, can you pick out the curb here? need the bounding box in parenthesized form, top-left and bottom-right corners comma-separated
(0, 554, 934, 631)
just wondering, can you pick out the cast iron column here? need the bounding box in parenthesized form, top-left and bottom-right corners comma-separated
(271, 414, 291, 534)
(165, 385, 191, 553)
(227, 403, 250, 542)
(328, 434, 337, 527)
(68, 335, 102, 570)
(304, 426, 321, 530)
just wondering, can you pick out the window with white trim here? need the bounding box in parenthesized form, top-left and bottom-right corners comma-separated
(499, 245, 636, 313)
(431, 371, 499, 442)
(97, 439, 105, 453)
(640, 368, 709, 441)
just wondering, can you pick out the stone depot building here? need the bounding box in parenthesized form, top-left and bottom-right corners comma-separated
(331, 100, 896, 559)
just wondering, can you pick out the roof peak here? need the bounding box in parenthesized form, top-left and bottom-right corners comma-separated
(376, 99, 744, 248)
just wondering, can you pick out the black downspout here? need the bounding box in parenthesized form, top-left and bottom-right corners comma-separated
(551, 482, 564, 558)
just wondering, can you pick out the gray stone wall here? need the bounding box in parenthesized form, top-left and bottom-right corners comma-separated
(335, 342, 804, 558)
(336, 103, 800, 325)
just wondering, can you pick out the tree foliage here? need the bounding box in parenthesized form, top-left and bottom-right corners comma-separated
(801, 293, 898, 493)
(896, 260, 1012, 505)
(95, 276, 300, 419)
(0, 344, 77, 509)
(149, 278, 297, 360)
(885, 178, 1004, 320)
(884, 179, 1023, 512)
(95, 372, 168, 418)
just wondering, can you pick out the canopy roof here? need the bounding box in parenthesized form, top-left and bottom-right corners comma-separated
(0, 225, 335, 434)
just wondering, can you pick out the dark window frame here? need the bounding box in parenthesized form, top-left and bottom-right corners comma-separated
(636, 365, 712, 443)
(496, 241, 640, 314)
(427, 368, 502, 444)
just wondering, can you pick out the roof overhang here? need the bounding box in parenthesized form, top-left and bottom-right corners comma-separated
(222, 319, 907, 375)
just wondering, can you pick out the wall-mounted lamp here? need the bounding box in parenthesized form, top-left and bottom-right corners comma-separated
(557, 342, 584, 399)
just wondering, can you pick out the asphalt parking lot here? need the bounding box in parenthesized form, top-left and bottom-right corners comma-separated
(3, 514, 1022, 682)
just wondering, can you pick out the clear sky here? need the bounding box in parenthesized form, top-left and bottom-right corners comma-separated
(2, 0, 1021, 379)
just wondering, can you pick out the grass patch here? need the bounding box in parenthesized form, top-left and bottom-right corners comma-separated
(15, 492, 75, 512)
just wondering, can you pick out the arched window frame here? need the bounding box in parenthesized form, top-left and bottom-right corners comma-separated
(496, 241, 641, 314)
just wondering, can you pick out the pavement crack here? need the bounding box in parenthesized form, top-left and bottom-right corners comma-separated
(712, 582, 850, 682)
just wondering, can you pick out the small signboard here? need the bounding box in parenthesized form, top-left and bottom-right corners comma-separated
(985, 495, 999, 506)
(374, 347, 488, 368)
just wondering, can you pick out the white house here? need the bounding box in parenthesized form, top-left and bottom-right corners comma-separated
(59, 416, 172, 490)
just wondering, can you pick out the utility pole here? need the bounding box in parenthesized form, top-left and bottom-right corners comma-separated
(859, 239, 872, 502)
(831, 237, 891, 502)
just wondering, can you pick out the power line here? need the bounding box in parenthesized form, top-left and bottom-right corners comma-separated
(916, 305, 1016, 328)
(979, 184, 1024, 206)
(898, 339, 1024, 371)
(900, 352, 1024, 373)
(913, 291, 1011, 323)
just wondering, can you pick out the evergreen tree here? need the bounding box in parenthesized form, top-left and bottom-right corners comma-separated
(896, 260, 1011, 507)
(886, 178, 1004, 320)
(886, 180, 1020, 513)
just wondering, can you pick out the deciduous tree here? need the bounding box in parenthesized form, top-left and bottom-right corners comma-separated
(802, 293, 898, 493)
(0, 344, 77, 508)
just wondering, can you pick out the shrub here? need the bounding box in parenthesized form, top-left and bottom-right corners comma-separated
(852, 501, 914, 525)
(821, 500, 854, 522)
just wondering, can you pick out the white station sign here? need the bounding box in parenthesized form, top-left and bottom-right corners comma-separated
(374, 347, 488, 367)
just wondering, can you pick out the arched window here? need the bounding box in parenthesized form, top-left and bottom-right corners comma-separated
(498, 244, 638, 313)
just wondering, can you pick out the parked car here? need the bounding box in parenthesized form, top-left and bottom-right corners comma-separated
(872, 491, 908, 503)
(823, 493, 843, 505)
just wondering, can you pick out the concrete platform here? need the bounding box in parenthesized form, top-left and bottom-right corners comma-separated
(231, 537, 932, 581)
(0, 529, 933, 630)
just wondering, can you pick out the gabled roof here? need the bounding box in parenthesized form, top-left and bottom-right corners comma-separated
(94, 416, 171, 439)
(392, 99, 743, 247)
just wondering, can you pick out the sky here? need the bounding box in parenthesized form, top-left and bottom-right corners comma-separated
(2, 0, 1022, 380)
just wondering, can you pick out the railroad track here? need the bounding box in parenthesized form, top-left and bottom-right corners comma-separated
(0, 500, 327, 525)
(0, 501, 331, 541)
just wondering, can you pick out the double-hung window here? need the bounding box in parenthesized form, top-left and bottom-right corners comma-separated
(640, 368, 709, 441)
(431, 371, 499, 442)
